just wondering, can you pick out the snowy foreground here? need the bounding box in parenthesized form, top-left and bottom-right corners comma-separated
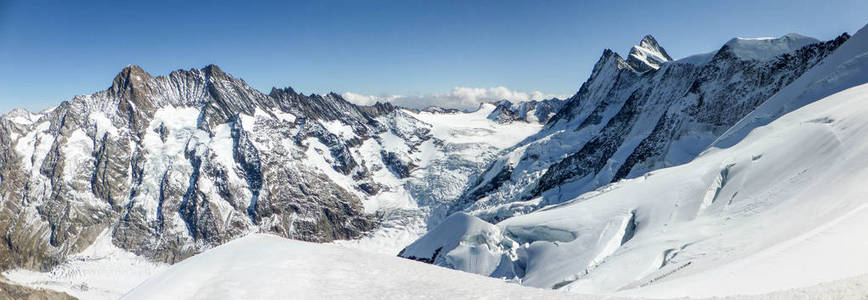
(123, 234, 868, 300)
(123, 234, 583, 300)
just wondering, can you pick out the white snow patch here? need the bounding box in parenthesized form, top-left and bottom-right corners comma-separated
(88, 111, 118, 138)
(406, 104, 542, 149)
(724, 33, 819, 61)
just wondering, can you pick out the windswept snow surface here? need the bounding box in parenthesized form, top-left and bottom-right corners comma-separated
(123, 234, 868, 300)
(408, 82, 868, 297)
(2, 230, 167, 300)
(122, 234, 585, 300)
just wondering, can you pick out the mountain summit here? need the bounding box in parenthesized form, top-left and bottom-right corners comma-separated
(627, 35, 673, 71)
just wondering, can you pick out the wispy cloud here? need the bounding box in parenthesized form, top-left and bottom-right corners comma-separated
(342, 86, 568, 110)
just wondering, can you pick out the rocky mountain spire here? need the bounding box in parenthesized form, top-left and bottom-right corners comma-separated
(626, 35, 673, 72)
(110, 65, 155, 105)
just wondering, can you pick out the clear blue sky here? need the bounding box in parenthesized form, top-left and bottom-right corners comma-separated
(1, 0, 866, 113)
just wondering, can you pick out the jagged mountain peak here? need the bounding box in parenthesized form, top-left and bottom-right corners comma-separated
(111, 65, 152, 91)
(627, 34, 672, 72)
(639, 34, 660, 47)
(269, 86, 299, 98)
(119, 64, 148, 75)
(201, 63, 225, 76)
(593, 49, 632, 72)
(637, 35, 670, 57)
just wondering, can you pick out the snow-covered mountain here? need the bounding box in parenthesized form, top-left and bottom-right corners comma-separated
(451, 32, 849, 222)
(0, 64, 545, 274)
(3, 20, 868, 300)
(399, 24, 868, 296)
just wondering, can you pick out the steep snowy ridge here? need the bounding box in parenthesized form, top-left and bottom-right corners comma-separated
(402, 23, 868, 297)
(715, 24, 868, 148)
(453, 31, 848, 222)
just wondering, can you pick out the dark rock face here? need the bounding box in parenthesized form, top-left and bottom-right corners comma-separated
(458, 33, 849, 218)
(0, 65, 387, 269)
(381, 150, 414, 179)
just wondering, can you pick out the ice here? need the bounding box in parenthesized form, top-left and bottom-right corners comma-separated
(398, 213, 508, 276)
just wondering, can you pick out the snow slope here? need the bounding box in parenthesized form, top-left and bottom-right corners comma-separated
(122, 234, 586, 300)
(123, 234, 868, 300)
(401, 80, 868, 297)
